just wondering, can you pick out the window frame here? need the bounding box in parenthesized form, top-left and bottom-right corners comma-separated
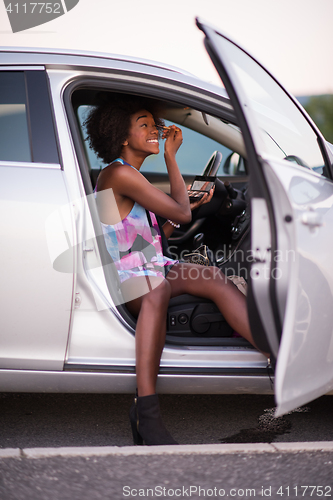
(65, 74, 243, 188)
(63, 73, 244, 330)
(0, 68, 61, 167)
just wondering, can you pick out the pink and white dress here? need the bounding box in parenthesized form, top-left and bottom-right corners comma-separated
(97, 158, 178, 284)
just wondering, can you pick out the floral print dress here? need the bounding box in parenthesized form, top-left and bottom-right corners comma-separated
(97, 159, 178, 284)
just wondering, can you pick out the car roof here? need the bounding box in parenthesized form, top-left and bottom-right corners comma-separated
(0, 46, 229, 100)
(0, 45, 192, 74)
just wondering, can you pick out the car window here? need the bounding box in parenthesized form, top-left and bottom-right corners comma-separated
(77, 107, 241, 177)
(0, 72, 31, 162)
(77, 105, 106, 170)
(211, 35, 327, 176)
(141, 120, 235, 176)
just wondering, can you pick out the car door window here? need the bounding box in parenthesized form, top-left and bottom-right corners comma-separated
(209, 35, 327, 176)
(0, 72, 31, 162)
(141, 120, 234, 175)
(77, 105, 106, 171)
(77, 106, 240, 177)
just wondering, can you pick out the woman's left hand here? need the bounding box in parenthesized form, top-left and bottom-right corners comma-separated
(188, 185, 215, 210)
(162, 185, 215, 240)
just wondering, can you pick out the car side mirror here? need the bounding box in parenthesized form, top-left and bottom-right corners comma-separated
(223, 152, 240, 175)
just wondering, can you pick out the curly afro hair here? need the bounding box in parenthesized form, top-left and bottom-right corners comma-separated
(84, 92, 165, 164)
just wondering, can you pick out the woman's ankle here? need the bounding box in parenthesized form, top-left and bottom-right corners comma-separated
(137, 387, 156, 398)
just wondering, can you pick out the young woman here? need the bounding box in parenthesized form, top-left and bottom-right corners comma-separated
(86, 94, 260, 446)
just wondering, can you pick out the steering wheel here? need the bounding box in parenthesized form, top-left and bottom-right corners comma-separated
(202, 150, 223, 176)
(168, 151, 223, 245)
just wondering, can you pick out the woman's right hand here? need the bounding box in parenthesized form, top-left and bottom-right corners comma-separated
(163, 125, 183, 158)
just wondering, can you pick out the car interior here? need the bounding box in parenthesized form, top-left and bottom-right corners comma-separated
(70, 88, 255, 351)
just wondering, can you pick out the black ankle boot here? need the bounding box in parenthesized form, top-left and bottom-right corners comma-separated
(129, 393, 178, 446)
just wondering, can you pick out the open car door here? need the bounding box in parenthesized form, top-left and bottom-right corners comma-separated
(197, 19, 333, 416)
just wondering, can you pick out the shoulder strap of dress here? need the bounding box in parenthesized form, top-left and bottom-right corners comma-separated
(111, 158, 137, 170)
(111, 157, 126, 165)
(145, 209, 153, 228)
(145, 210, 171, 258)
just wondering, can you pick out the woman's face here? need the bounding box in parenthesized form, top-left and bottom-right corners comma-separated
(124, 109, 160, 157)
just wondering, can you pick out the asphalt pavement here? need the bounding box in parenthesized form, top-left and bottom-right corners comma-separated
(1, 393, 333, 448)
(1, 445, 333, 500)
(1, 393, 333, 499)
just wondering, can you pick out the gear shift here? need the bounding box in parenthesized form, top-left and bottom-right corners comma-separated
(193, 232, 204, 249)
(192, 232, 216, 266)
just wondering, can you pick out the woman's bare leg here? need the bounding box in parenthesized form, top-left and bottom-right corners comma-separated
(122, 263, 267, 401)
(121, 276, 171, 396)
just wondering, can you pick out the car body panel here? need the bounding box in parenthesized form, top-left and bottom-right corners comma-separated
(264, 159, 333, 415)
(0, 368, 273, 394)
(197, 19, 333, 414)
(0, 163, 74, 370)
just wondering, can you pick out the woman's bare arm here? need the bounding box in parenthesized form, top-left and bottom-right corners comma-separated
(162, 186, 215, 239)
(163, 126, 190, 222)
(97, 125, 191, 224)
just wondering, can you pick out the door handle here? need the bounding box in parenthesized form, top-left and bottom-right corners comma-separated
(301, 210, 324, 228)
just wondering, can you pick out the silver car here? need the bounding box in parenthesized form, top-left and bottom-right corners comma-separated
(1, 18, 332, 417)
